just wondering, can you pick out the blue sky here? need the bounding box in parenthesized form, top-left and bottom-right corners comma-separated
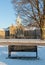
(0, 0, 16, 29)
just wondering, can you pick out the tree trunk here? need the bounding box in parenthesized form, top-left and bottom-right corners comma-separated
(40, 0, 45, 40)
(40, 15, 45, 40)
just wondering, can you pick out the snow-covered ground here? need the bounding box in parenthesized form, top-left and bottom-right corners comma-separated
(0, 45, 45, 65)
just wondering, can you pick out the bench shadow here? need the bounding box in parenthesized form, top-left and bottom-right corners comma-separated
(7, 56, 40, 60)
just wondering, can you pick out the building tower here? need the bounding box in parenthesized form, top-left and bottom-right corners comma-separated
(16, 15, 21, 26)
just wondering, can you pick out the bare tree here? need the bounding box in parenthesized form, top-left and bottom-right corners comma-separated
(12, 0, 45, 39)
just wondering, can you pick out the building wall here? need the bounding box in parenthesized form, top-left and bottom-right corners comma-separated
(0, 30, 5, 39)
(9, 25, 16, 35)
(9, 25, 17, 38)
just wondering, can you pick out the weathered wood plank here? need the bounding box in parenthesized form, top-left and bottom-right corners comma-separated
(0, 39, 45, 46)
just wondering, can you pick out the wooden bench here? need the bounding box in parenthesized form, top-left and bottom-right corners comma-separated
(8, 45, 38, 58)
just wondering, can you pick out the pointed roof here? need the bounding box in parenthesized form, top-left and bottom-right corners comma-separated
(16, 15, 21, 24)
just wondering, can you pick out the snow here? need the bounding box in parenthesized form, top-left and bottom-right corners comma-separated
(0, 45, 45, 65)
(24, 27, 36, 30)
(0, 62, 7, 65)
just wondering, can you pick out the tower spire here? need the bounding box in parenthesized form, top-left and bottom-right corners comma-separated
(16, 15, 21, 26)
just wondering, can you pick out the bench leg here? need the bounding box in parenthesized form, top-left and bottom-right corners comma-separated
(8, 46, 11, 58)
(36, 51, 37, 58)
(35, 46, 38, 58)
(8, 52, 11, 58)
